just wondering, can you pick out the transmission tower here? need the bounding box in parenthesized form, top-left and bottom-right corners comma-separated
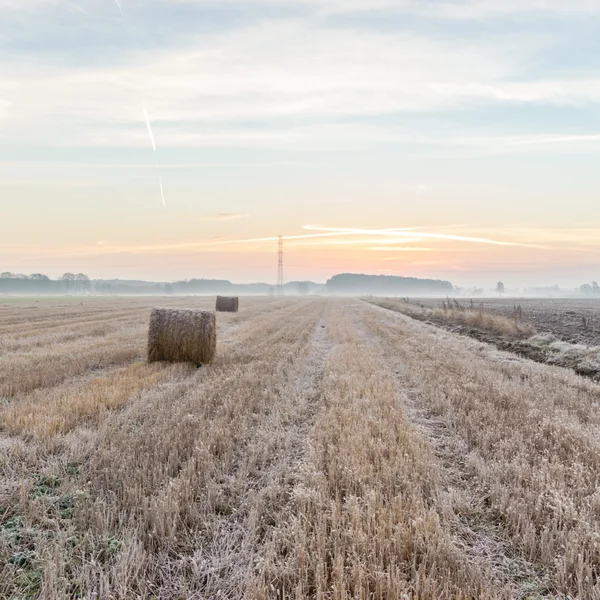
(276, 235, 284, 295)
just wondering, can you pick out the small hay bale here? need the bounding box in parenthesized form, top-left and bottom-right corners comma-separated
(216, 296, 239, 312)
(148, 308, 216, 365)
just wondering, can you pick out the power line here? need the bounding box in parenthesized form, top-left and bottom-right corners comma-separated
(277, 235, 284, 296)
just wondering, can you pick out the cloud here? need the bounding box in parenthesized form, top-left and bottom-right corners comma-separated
(24, 224, 541, 260)
(138, 225, 541, 251)
(0, 17, 575, 150)
(170, 0, 600, 19)
(4, 30, 600, 156)
(198, 213, 248, 222)
(3, 0, 600, 159)
(0, 97, 12, 120)
(300, 226, 547, 248)
(286, 237, 426, 247)
(5, 0, 600, 16)
(21, 223, 600, 264)
(0, 0, 70, 9)
(370, 247, 433, 252)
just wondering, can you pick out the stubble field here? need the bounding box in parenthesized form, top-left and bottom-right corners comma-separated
(413, 297, 600, 346)
(1, 296, 600, 599)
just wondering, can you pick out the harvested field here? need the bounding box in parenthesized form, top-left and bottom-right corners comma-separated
(1, 297, 600, 598)
(413, 297, 600, 347)
(370, 297, 600, 382)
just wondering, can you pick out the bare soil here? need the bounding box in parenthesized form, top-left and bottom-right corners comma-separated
(414, 297, 600, 346)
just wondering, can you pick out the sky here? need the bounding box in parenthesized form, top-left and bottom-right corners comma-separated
(2, 0, 600, 288)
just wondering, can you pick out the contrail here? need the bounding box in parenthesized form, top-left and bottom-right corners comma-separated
(142, 104, 166, 205)
(158, 174, 166, 207)
(142, 105, 156, 152)
(113, 0, 130, 32)
(113, 0, 124, 18)
(112, 0, 165, 206)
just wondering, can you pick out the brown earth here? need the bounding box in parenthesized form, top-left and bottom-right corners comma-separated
(413, 297, 600, 346)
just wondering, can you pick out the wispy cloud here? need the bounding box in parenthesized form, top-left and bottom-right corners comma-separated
(5, 0, 600, 16)
(285, 238, 426, 247)
(198, 213, 248, 222)
(20, 224, 543, 260)
(82, 225, 544, 252)
(3, 3, 600, 160)
(299, 226, 546, 248)
(3, 16, 592, 153)
(370, 247, 433, 252)
(170, 0, 600, 18)
(0, 0, 81, 10)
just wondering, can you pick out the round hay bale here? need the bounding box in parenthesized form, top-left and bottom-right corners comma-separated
(216, 296, 239, 312)
(148, 308, 216, 366)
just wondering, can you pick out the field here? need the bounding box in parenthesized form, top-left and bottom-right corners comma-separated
(1, 297, 600, 599)
(412, 297, 600, 347)
(370, 297, 600, 382)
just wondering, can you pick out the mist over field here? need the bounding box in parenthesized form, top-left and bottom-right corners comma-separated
(2, 271, 599, 298)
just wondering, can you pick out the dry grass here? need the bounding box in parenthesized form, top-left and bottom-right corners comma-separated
(362, 303, 600, 598)
(0, 361, 194, 442)
(369, 298, 535, 339)
(432, 305, 536, 338)
(528, 333, 600, 375)
(147, 308, 216, 365)
(248, 305, 498, 599)
(371, 297, 600, 381)
(1, 297, 600, 598)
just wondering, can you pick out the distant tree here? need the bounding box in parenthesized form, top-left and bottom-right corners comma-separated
(14, 274, 29, 280)
(496, 282, 505, 297)
(593, 281, 599, 294)
(62, 272, 76, 293)
(325, 273, 453, 295)
(0, 272, 14, 279)
(296, 282, 310, 295)
(75, 273, 90, 295)
(30, 273, 50, 281)
(581, 283, 593, 295)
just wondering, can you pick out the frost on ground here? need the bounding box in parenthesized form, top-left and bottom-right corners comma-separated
(370, 297, 600, 381)
(413, 296, 600, 347)
(1, 297, 600, 598)
(527, 333, 600, 377)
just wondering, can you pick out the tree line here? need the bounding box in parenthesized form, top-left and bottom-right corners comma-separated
(0, 273, 319, 296)
(0, 272, 91, 294)
(325, 273, 454, 295)
(4, 271, 599, 297)
(580, 282, 600, 295)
